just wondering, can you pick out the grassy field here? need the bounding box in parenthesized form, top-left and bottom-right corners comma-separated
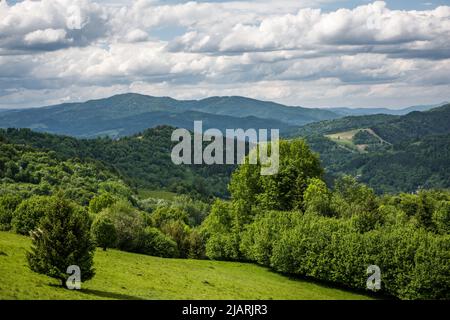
(0, 232, 372, 300)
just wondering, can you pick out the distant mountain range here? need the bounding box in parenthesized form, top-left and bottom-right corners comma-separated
(0, 94, 339, 138)
(325, 102, 448, 116)
(0, 93, 447, 140)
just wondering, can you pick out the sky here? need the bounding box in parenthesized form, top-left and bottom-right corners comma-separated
(0, 0, 449, 109)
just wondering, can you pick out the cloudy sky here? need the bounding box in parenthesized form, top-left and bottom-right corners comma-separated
(1, 0, 449, 109)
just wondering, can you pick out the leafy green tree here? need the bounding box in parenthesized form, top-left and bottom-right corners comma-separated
(303, 178, 332, 216)
(88, 192, 117, 215)
(229, 139, 323, 212)
(11, 195, 53, 235)
(151, 206, 189, 228)
(91, 213, 117, 251)
(27, 195, 95, 288)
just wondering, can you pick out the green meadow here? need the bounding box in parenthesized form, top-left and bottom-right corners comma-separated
(0, 232, 371, 300)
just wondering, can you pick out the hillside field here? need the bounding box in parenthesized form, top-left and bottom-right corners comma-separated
(0, 232, 372, 300)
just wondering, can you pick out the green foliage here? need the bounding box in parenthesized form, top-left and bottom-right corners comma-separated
(100, 200, 145, 252)
(11, 196, 53, 235)
(151, 206, 189, 228)
(303, 178, 332, 216)
(137, 227, 179, 258)
(89, 192, 118, 215)
(240, 211, 294, 266)
(159, 220, 192, 258)
(91, 213, 117, 251)
(27, 195, 95, 288)
(0, 194, 22, 231)
(229, 139, 323, 213)
(263, 212, 450, 299)
(433, 201, 450, 234)
(205, 233, 240, 261)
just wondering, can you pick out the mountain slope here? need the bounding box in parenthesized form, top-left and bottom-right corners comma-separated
(0, 127, 234, 199)
(182, 96, 339, 125)
(290, 104, 450, 193)
(0, 94, 340, 138)
(371, 104, 450, 144)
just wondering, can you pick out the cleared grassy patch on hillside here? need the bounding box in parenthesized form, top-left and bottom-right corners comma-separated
(138, 189, 178, 201)
(325, 128, 386, 152)
(0, 232, 372, 300)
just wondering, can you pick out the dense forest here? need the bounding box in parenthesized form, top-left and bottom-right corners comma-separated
(0, 127, 234, 199)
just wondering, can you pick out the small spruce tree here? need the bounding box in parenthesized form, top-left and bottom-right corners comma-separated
(27, 195, 95, 288)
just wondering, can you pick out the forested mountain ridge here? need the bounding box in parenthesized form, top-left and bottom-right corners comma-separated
(0, 94, 339, 138)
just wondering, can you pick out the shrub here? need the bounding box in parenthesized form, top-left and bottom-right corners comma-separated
(0, 194, 22, 231)
(137, 227, 179, 258)
(91, 213, 117, 251)
(101, 200, 145, 252)
(160, 219, 191, 258)
(188, 229, 205, 259)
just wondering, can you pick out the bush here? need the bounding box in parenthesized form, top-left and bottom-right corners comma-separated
(101, 200, 145, 252)
(0, 194, 22, 231)
(205, 233, 240, 261)
(11, 195, 53, 235)
(240, 210, 294, 266)
(27, 195, 95, 288)
(91, 213, 117, 251)
(254, 210, 450, 299)
(188, 229, 205, 259)
(159, 219, 191, 258)
(137, 227, 179, 258)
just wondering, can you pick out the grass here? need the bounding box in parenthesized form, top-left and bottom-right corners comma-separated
(0, 231, 373, 300)
(325, 128, 386, 153)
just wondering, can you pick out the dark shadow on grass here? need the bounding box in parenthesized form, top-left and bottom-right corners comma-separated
(276, 271, 395, 300)
(48, 284, 145, 300)
(80, 289, 145, 300)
